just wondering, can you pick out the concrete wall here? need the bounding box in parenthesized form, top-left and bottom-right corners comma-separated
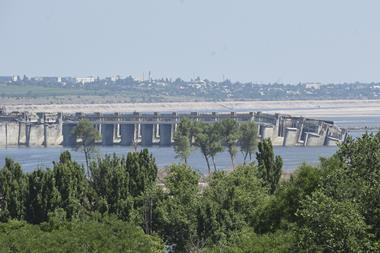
(45, 124, 63, 146)
(29, 124, 45, 146)
(141, 124, 154, 146)
(283, 127, 298, 146)
(159, 124, 172, 146)
(120, 124, 136, 146)
(101, 124, 114, 146)
(0, 122, 19, 146)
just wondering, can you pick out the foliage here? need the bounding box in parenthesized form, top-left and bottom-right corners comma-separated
(0, 158, 27, 222)
(197, 165, 269, 246)
(239, 121, 258, 164)
(295, 191, 375, 252)
(320, 132, 380, 239)
(220, 119, 241, 168)
(256, 138, 283, 194)
(72, 119, 100, 169)
(1, 132, 380, 252)
(0, 218, 164, 253)
(173, 118, 193, 164)
(202, 228, 295, 253)
(155, 164, 201, 251)
(255, 164, 322, 233)
(194, 122, 224, 173)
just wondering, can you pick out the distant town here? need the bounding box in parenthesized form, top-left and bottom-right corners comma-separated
(1, 74, 380, 103)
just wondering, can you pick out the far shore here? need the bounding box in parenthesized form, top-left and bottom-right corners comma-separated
(4, 99, 380, 118)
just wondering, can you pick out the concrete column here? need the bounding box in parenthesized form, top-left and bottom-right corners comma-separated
(261, 125, 274, 140)
(43, 124, 48, 147)
(141, 124, 153, 146)
(326, 136, 339, 146)
(18, 122, 26, 145)
(305, 132, 323, 146)
(25, 124, 31, 147)
(62, 123, 77, 147)
(102, 124, 114, 146)
(283, 127, 298, 146)
(159, 124, 172, 146)
(120, 124, 136, 146)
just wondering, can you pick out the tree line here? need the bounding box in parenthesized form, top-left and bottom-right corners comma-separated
(1, 130, 380, 252)
(173, 118, 260, 173)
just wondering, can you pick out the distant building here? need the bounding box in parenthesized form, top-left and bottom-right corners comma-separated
(111, 75, 121, 82)
(31, 76, 60, 82)
(305, 83, 321, 89)
(12, 75, 20, 82)
(75, 76, 96, 84)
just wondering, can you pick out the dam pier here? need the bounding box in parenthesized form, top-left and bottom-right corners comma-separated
(0, 111, 347, 148)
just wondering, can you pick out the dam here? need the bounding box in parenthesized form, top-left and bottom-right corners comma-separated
(0, 111, 347, 147)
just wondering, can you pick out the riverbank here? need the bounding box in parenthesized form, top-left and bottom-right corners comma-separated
(4, 99, 380, 118)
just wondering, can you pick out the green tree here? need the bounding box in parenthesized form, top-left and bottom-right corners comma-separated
(194, 123, 223, 173)
(155, 164, 200, 252)
(194, 122, 212, 173)
(296, 191, 375, 252)
(173, 118, 192, 164)
(220, 119, 241, 169)
(89, 154, 132, 219)
(0, 158, 27, 222)
(126, 149, 158, 197)
(256, 138, 283, 194)
(72, 119, 100, 170)
(320, 132, 380, 239)
(0, 218, 164, 253)
(197, 165, 269, 246)
(202, 228, 295, 253)
(52, 152, 89, 220)
(255, 164, 322, 233)
(25, 169, 60, 224)
(239, 121, 258, 164)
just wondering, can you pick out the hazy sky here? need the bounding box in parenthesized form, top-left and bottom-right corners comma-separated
(1, 0, 380, 83)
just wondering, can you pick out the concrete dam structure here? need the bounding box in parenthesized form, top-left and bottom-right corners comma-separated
(0, 111, 347, 148)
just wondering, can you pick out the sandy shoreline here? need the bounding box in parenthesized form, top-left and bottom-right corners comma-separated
(3, 99, 380, 118)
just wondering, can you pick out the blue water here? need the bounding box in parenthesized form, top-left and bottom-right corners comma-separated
(0, 116, 378, 174)
(0, 145, 337, 174)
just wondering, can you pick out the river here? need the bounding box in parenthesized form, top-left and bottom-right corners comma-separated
(0, 116, 378, 174)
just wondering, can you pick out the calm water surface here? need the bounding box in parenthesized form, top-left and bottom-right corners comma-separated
(0, 145, 337, 174)
(0, 116, 378, 174)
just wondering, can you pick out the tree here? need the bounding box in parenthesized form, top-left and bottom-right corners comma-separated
(207, 123, 224, 172)
(197, 165, 269, 246)
(0, 218, 164, 252)
(256, 138, 283, 194)
(89, 154, 131, 219)
(320, 132, 380, 239)
(255, 164, 322, 234)
(220, 119, 241, 169)
(25, 169, 60, 224)
(0, 158, 27, 222)
(194, 123, 223, 173)
(72, 119, 100, 170)
(239, 121, 258, 164)
(126, 149, 158, 197)
(52, 153, 89, 220)
(155, 164, 200, 252)
(194, 122, 212, 173)
(173, 118, 192, 164)
(202, 228, 295, 253)
(296, 191, 375, 252)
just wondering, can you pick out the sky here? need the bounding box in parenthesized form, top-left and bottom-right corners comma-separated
(0, 0, 380, 83)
